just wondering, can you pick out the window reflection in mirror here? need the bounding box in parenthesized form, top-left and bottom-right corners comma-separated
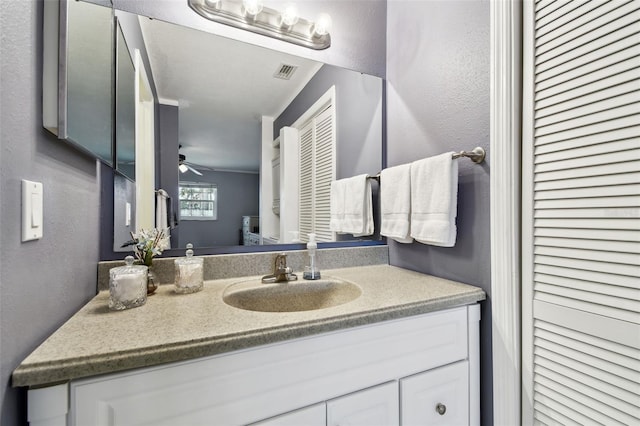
(179, 183, 218, 220)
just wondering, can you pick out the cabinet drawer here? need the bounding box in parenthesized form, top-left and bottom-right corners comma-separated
(400, 361, 469, 426)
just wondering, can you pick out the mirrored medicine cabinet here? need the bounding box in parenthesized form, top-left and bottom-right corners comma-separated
(43, 0, 115, 165)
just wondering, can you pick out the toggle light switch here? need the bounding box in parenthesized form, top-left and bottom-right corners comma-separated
(22, 180, 43, 242)
(31, 193, 42, 227)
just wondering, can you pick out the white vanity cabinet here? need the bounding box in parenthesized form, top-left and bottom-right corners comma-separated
(28, 305, 480, 426)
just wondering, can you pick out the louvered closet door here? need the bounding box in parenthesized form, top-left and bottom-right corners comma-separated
(299, 121, 314, 239)
(298, 105, 336, 243)
(522, 1, 640, 425)
(313, 106, 336, 242)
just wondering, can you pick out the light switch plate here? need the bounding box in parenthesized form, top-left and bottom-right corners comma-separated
(22, 180, 43, 242)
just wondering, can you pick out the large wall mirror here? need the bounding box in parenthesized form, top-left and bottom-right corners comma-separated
(105, 7, 384, 256)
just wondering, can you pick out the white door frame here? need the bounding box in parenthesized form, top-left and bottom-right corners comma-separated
(134, 49, 156, 231)
(490, 0, 522, 424)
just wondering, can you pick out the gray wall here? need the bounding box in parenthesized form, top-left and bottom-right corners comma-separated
(0, 1, 100, 424)
(386, 1, 492, 424)
(178, 171, 260, 248)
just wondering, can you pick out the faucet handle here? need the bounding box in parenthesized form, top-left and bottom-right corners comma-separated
(274, 253, 288, 272)
(264, 253, 296, 283)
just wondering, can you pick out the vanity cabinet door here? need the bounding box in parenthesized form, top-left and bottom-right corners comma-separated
(250, 403, 326, 426)
(327, 381, 399, 426)
(400, 360, 469, 426)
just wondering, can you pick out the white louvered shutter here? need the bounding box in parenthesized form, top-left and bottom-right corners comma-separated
(522, 1, 640, 424)
(313, 106, 336, 242)
(299, 122, 314, 239)
(298, 104, 336, 243)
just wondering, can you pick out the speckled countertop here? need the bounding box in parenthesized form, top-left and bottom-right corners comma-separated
(12, 265, 485, 388)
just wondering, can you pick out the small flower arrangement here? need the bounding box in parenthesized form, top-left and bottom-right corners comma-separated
(123, 228, 170, 266)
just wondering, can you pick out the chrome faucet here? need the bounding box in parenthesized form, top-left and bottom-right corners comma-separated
(261, 253, 298, 283)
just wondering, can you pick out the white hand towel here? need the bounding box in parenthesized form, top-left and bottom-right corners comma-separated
(410, 153, 458, 247)
(380, 164, 413, 243)
(330, 180, 345, 232)
(330, 175, 374, 236)
(156, 189, 171, 248)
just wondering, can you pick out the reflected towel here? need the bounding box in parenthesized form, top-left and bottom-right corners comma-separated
(380, 163, 413, 243)
(330, 179, 345, 232)
(410, 153, 458, 247)
(156, 189, 171, 248)
(330, 174, 374, 236)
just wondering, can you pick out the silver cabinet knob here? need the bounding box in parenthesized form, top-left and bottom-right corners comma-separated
(436, 403, 447, 415)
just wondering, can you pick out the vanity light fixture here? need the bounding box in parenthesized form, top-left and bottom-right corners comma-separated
(279, 3, 299, 27)
(242, 0, 264, 17)
(187, 0, 331, 50)
(311, 13, 332, 37)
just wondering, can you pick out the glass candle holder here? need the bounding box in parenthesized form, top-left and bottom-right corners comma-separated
(109, 256, 148, 310)
(175, 243, 204, 294)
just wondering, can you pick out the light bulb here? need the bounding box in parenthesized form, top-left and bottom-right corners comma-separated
(312, 13, 332, 37)
(242, 0, 264, 17)
(280, 3, 299, 27)
(179, 164, 189, 173)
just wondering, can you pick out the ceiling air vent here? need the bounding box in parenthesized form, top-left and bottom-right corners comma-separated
(273, 64, 298, 80)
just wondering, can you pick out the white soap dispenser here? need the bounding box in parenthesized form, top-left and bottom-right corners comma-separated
(303, 233, 321, 280)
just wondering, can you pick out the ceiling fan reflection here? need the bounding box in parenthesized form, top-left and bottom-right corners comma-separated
(178, 153, 203, 176)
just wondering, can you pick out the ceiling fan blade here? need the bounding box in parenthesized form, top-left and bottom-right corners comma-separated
(186, 163, 203, 176)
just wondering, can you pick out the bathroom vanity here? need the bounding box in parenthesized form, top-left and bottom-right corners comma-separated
(15, 264, 485, 426)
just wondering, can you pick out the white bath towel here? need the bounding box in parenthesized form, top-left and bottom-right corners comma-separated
(330, 175, 374, 236)
(410, 153, 458, 247)
(330, 179, 345, 232)
(380, 164, 413, 243)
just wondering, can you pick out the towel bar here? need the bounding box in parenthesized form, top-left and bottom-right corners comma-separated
(452, 147, 486, 164)
(367, 146, 486, 181)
